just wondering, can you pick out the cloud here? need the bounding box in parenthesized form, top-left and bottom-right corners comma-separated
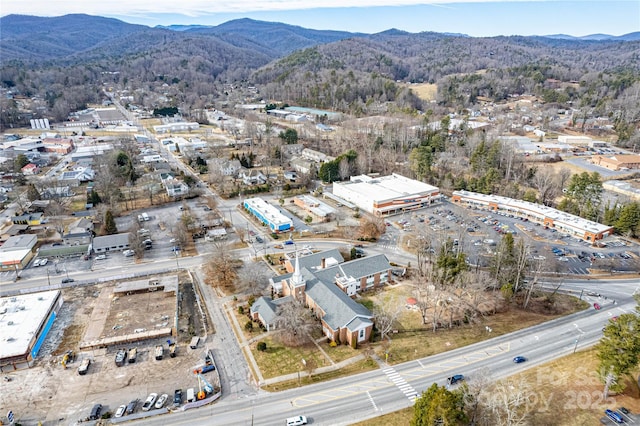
(1, 0, 579, 19)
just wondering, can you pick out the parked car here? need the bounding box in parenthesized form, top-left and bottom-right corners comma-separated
(89, 404, 102, 420)
(255, 235, 263, 243)
(619, 407, 630, 415)
(605, 409, 624, 424)
(447, 374, 465, 385)
(115, 348, 127, 366)
(39, 258, 48, 266)
(513, 356, 527, 363)
(155, 393, 169, 409)
(284, 240, 295, 245)
(142, 393, 158, 411)
(115, 405, 127, 418)
(126, 400, 138, 415)
(173, 389, 183, 405)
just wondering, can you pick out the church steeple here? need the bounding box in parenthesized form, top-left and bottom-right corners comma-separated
(291, 250, 305, 287)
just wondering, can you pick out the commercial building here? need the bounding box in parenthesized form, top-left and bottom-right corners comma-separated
(451, 190, 614, 242)
(332, 173, 440, 217)
(0, 234, 37, 270)
(243, 197, 293, 233)
(591, 154, 640, 171)
(0, 290, 64, 371)
(92, 233, 131, 253)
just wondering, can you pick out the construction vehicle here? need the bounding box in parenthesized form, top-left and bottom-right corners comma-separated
(169, 342, 177, 358)
(61, 350, 75, 369)
(196, 373, 214, 400)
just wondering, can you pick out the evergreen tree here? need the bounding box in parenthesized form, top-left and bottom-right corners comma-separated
(412, 383, 467, 426)
(103, 210, 118, 235)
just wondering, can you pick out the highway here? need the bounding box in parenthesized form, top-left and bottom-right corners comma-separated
(123, 278, 638, 425)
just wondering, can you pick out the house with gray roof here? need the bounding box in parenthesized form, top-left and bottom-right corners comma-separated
(260, 249, 392, 348)
(92, 233, 130, 253)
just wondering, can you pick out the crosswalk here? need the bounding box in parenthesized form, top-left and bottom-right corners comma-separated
(383, 367, 418, 402)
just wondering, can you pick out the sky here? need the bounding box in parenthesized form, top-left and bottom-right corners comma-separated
(2, 1, 639, 37)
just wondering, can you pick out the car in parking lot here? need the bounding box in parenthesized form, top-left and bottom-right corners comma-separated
(95, 254, 107, 260)
(513, 356, 527, 363)
(126, 400, 138, 415)
(619, 407, 630, 415)
(173, 389, 183, 405)
(142, 393, 158, 411)
(605, 409, 624, 423)
(115, 405, 127, 418)
(89, 404, 102, 420)
(255, 235, 263, 243)
(447, 374, 465, 385)
(155, 393, 169, 409)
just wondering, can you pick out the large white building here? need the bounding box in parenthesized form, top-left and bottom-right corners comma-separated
(332, 174, 440, 217)
(0, 290, 63, 370)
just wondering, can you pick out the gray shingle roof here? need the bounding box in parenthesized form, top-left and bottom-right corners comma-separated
(314, 253, 391, 283)
(297, 248, 344, 271)
(250, 296, 292, 326)
(304, 268, 372, 330)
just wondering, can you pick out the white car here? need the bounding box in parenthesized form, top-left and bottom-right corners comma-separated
(123, 249, 135, 257)
(142, 393, 158, 411)
(32, 259, 42, 267)
(114, 405, 127, 418)
(155, 393, 168, 409)
(95, 254, 107, 260)
(39, 258, 48, 266)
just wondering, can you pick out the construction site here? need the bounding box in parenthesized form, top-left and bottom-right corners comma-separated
(0, 272, 216, 424)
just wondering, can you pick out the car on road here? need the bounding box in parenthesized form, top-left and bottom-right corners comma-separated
(115, 405, 127, 418)
(284, 240, 295, 245)
(123, 249, 135, 257)
(142, 393, 158, 411)
(155, 393, 169, 409)
(513, 356, 527, 363)
(61, 278, 75, 284)
(447, 374, 465, 385)
(255, 235, 263, 243)
(95, 254, 107, 260)
(173, 389, 183, 405)
(594, 303, 601, 310)
(286, 415, 308, 426)
(587, 291, 600, 297)
(171, 245, 181, 252)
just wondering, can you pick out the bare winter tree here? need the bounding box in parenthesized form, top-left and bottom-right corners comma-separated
(274, 298, 316, 347)
(532, 167, 559, 206)
(238, 261, 270, 296)
(372, 293, 404, 342)
(204, 242, 241, 294)
(485, 376, 534, 426)
(462, 367, 495, 426)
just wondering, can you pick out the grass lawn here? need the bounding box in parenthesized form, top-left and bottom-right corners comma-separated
(352, 348, 640, 426)
(261, 358, 378, 392)
(251, 336, 330, 379)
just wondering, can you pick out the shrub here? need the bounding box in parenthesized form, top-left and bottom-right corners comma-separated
(238, 306, 244, 315)
(257, 341, 267, 352)
(245, 320, 253, 331)
(248, 295, 255, 307)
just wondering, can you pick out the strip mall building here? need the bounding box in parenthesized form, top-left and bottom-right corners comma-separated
(451, 190, 613, 242)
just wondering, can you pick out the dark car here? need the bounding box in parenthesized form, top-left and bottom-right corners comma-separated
(619, 407, 630, 415)
(255, 236, 263, 243)
(89, 403, 102, 420)
(513, 356, 527, 363)
(447, 374, 465, 385)
(173, 389, 183, 405)
(126, 399, 138, 415)
(61, 278, 75, 284)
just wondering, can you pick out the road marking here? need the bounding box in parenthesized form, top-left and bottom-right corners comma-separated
(366, 391, 379, 411)
(382, 366, 419, 402)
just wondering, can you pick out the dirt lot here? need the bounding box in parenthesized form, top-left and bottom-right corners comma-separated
(0, 275, 209, 425)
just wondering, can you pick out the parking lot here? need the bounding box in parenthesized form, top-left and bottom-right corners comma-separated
(381, 199, 640, 276)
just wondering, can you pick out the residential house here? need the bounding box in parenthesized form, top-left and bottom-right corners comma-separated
(241, 169, 267, 186)
(63, 218, 94, 246)
(20, 163, 40, 175)
(59, 167, 95, 186)
(0, 224, 29, 242)
(163, 176, 189, 197)
(208, 158, 242, 176)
